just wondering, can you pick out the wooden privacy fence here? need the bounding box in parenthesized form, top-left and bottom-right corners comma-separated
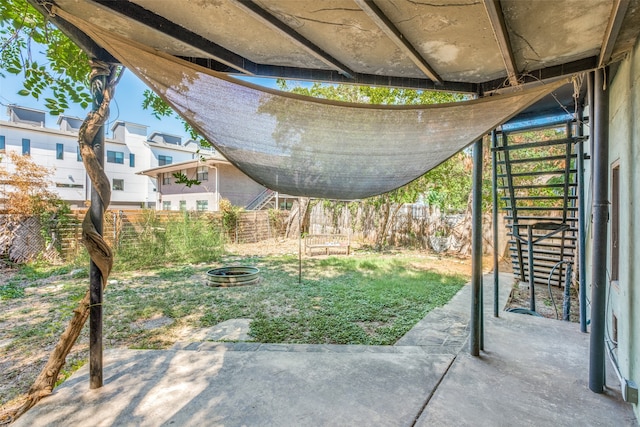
(0, 209, 288, 263)
(2, 204, 505, 263)
(61, 210, 288, 258)
(308, 202, 506, 256)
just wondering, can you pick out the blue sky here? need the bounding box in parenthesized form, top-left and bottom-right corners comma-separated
(0, 68, 281, 140)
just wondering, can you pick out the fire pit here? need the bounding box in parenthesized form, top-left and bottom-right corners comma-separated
(206, 266, 260, 287)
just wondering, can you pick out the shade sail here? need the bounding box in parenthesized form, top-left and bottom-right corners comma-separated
(58, 8, 569, 200)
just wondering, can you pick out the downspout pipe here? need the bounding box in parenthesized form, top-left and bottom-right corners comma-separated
(470, 138, 483, 356)
(589, 68, 609, 393)
(577, 101, 587, 333)
(211, 165, 219, 210)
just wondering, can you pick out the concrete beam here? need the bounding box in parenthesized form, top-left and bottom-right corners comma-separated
(482, 0, 519, 87)
(230, 0, 355, 79)
(93, 0, 256, 75)
(353, 0, 442, 84)
(598, 0, 630, 68)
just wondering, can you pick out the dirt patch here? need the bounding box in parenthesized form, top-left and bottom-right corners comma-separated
(506, 280, 581, 322)
(225, 239, 301, 257)
(227, 238, 485, 276)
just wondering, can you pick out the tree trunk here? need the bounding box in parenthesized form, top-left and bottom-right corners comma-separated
(374, 197, 390, 250)
(384, 203, 404, 247)
(0, 60, 119, 425)
(452, 192, 474, 256)
(284, 197, 310, 238)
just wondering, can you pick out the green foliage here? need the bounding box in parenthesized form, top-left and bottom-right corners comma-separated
(502, 127, 569, 204)
(267, 208, 285, 233)
(114, 210, 225, 269)
(421, 151, 473, 212)
(0, 282, 24, 299)
(172, 171, 200, 188)
(277, 79, 465, 105)
(218, 198, 242, 238)
(141, 89, 173, 119)
(0, 0, 91, 115)
(0, 263, 74, 300)
(38, 200, 72, 249)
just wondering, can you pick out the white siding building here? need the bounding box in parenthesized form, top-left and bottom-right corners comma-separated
(0, 105, 209, 209)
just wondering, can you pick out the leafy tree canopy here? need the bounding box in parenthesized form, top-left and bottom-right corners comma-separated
(1, 0, 92, 114)
(277, 79, 465, 106)
(0, 150, 66, 216)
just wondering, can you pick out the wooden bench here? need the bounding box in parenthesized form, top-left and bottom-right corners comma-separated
(304, 234, 351, 256)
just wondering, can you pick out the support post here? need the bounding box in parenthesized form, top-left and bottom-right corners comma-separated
(298, 198, 302, 284)
(577, 102, 588, 333)
(492, 130, 499, 317)
(589, 68, 609, 393)
(528, 225, 536, 312)
(89, 69, 107, 389)
(470, 138, 483, 356)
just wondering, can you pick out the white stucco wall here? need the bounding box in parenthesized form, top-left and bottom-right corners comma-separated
(606, 33, 640, 416)
(0, 120, 89, 207)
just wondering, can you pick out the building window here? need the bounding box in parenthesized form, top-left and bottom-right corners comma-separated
(77, 146, 82, 162)
(56, 143, 64, 160)
(162, 201, 171, 210)
(112, 179, 124, 191)
(107, 150, 124, 164)
(129, 153, 135, 167)
(196, 200, 208, 211)
(197, 166, 209, 181)
(56, 183, 83, 189)
(179, 200, 187, 211)
(22, 138, 30, 155)
(0, 135, 5, 152)
(163, 173, 171, 185)
(158, 155, 172, 166)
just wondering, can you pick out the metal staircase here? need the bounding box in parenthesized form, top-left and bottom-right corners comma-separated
(245, 189, 275, 211)
(493, 126, 586, 290)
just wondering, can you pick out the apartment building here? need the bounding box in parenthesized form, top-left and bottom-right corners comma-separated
(0, 105, 212, 209)
(0, 105, 283, 212)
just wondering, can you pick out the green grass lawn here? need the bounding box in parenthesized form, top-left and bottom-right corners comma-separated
(102, 255, 466, 347)
(0, 252, 467, 406)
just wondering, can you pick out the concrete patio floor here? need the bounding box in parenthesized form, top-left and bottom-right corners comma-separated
(14, 273, 637, 426)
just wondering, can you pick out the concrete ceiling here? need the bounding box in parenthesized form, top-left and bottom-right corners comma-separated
(33, 0, 640, 95)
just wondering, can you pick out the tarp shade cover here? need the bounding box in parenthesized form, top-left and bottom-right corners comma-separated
(58, 9, 568, 200)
